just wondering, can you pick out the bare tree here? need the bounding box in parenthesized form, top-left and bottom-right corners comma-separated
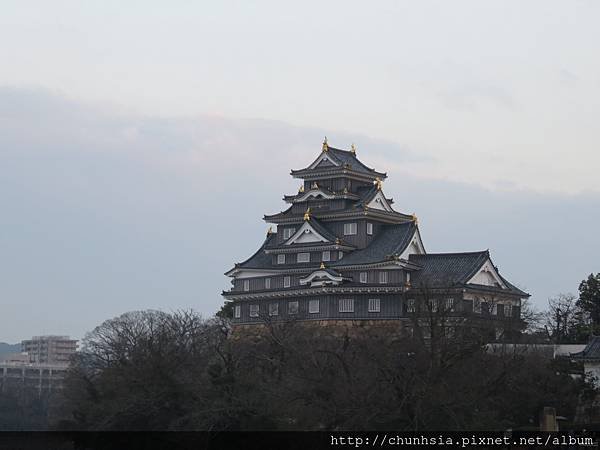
(543, 293, 586, 343)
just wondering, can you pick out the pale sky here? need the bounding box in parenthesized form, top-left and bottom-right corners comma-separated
(1, 1, 599, 342)
(2, 1, 600, 193)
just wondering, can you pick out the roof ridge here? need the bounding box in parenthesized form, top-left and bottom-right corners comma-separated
(328, 146, 353, 154)
(411, 250, 488, 257)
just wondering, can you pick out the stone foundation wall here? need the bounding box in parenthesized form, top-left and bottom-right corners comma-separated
(230, 318, 410, 340)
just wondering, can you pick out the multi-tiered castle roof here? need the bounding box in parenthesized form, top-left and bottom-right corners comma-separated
(223, 139, 528, 325)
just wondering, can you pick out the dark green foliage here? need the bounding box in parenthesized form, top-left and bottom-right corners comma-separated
(578, 273, 600, 325)
(56, 309, 592, 431)
(216, 302, 234, 319)
(0, 387, 53, 430)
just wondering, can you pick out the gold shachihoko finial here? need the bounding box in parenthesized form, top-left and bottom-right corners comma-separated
(299, 184, 304, 193)
(267, 226, 273, 235)
(411, 213, 418, 224)
(312, 181, 319, 189)
(350, 143, 356, 155)
(374, 177, 383, 190)
(322, 136, 329, 152)
(303, 207, 312, 221)
(320, 262, 326, 269)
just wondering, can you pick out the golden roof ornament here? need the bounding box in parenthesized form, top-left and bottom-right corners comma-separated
(322, 136, 328, 152)
(266, 226, 273, 235)
(299, 184, 304, 193)
(303, 207, 312, 221)
(320, 262, 326, 269)
(350, 143, 356, 155)
(335, 238, 341, 245)
(312, 181, 319, 189)
(411, 213, 418, 224)
(374, 177, 383, 191)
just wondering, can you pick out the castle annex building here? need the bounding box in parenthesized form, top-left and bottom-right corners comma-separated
(223, 140, 528, 330)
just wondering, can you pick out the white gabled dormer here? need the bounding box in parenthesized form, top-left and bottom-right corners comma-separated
(467, 259, 507, 288)
(399, 227, 426, 260)
(366, 190, 394, 212)
(284, 221, 331, 245)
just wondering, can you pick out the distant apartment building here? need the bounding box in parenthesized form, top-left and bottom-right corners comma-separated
(21, 335, 78, 364)
(0, 336, 77, 395)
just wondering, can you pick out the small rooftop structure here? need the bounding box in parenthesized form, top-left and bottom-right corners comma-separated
(571, 336, 600, 361)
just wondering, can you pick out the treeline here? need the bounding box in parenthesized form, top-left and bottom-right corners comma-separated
(535, 273, 600, 344)
(45, 309, 592, 431)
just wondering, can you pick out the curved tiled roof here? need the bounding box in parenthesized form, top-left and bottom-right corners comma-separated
(291, 146, 386, 178)
(353, 185, 395, 210)
(571, 337, 600, 360)
(328, 147, 383, 176)
(331, 221, 417, 266)
(409, 251, 528, 296)
(231, 233, 276, 270)
(409, 251, 489, 287)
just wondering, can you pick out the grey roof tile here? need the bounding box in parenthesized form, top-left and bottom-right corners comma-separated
(409, 251, 489, 287)
(409, 252, 528, 296)
(234, 233, 276, 270)
(571, 336, 600, 360)
(331, 222, 417, 266)
(291, 146, 386, 177)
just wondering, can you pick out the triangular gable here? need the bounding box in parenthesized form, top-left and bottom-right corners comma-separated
(309, 152, 341, 170)
(285, 221, 331, 245)
(467, 259, 507, 288)
(399, 228, 426, 260)
(366, 190, 394, 212)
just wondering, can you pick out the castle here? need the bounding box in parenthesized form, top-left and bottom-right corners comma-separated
(223, 140, 528, 335)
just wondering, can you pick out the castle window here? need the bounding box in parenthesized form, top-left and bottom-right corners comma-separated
(379, 271, 388, 284)
(473, 298, 482, 313)
(277, 254, 286, 265)
(269, 303, 279, 316)
(234, 305, 241, 318)
(368, 298, 380, 312)
(322, 251, 330, 262)
(243, 280, 249, 291)
(249, 304, 259, 317)
(445, 298, 454, 312)
(288, 301, 299, 314)
(284, 276, 291, 288)
(309, 299, 320, 313)
(343, 223, 357, 235)
(491, 303, 498, 315)
(265, 278, 271, 289)
(359, 272, 368, 283)
(297, 252, 310, 263)
(429, 299, 438, 312)
(367, 222, 373, 235)
(283, 228, 296, 239)
(339, 298, 354, 313)
(407, 299, 415, 313)
(505, 303, 513, 317)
